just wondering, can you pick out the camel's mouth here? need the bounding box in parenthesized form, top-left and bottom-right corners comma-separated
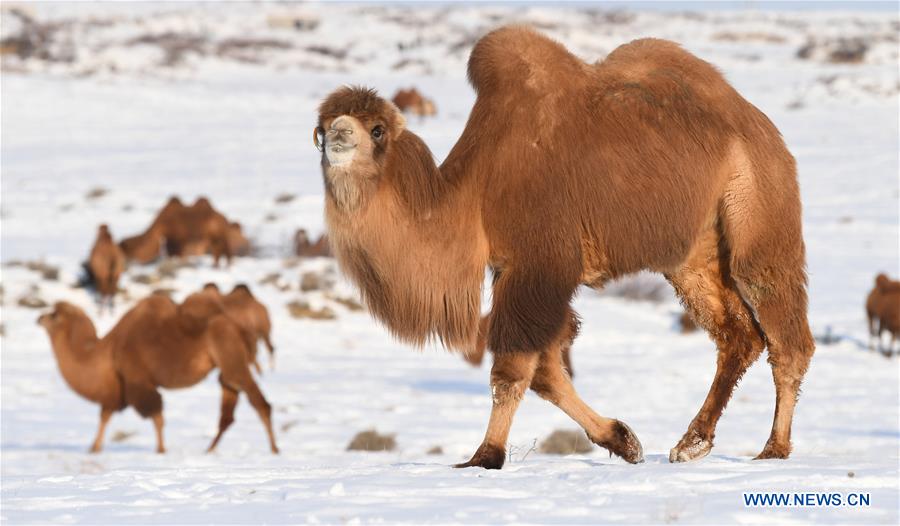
(325, 141, 358, 166)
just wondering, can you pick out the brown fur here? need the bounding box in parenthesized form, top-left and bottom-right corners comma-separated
(88, 224, 125, 312)
(866, 273, 900, 354)
(38, 297, 278, 454)
(294, 229, 332, 257)
(391, 88, 437, 117)
(317, 27, 814, 467)
(463, 315, 574, 377)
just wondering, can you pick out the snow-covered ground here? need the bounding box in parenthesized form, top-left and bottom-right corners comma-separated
(1, 3, 898, 524)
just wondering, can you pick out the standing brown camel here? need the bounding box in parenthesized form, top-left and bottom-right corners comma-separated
(119, 197, 183, 264)
(119, 197, 235, 266)
(315, 27, 814, 469)
(88, 224, 126, 313)
(38, 295, 278, 454)
(203, 283, 276, 371)
(866, 273, 900, 354)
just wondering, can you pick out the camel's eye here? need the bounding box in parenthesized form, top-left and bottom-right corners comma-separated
(371, 125, 384, 140)
(314, 126, 325, 152)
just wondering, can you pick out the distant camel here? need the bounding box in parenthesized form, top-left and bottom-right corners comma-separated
(38, 296, 278, 454)
(866, 273, 900, 354)
(294, 228, 332, 257)
(119, 197, 236, 266)
(391, 87, 437, 117)
(87, 224, 125, 313)
(315, 26, 814, 469)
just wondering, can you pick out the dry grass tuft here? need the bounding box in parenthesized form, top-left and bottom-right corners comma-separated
(347, 430, 396, 452)
(85, 187, 108, 200)
(273, 193, 296, 204)
(538, 429, 593, 455)
(287, 300, 336, 320)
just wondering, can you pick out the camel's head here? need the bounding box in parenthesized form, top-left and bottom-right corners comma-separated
(97, 224, 112, 240)
(316, 86, 406, 211)
(38, 302, 97, 344)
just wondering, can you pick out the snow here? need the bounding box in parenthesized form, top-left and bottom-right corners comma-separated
(1, 3, 898, 524)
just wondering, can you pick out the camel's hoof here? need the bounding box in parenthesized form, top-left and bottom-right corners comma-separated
(753, 440, 790, 460)
(454, 443, 505, 470)
(156, 447, 166, 455)
(88, 446, 102, 454)
(271, 446, 280, 455)
(669, 430, 712, 463)
(594, 420, 644, 464)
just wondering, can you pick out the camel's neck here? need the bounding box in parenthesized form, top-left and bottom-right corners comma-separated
(49, 328, 118, 405)
(326, 136, 489, 353)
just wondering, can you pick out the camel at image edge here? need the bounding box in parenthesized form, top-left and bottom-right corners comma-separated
(316, 26, 815, 469)
(37, 292, 278, 454)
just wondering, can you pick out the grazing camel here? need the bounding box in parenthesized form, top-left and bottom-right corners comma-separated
(315, 27, 814, 469)
(203, 283, 276, 371)
(294, 228, 332, 257)
(38, 296, 278, 454)
(866, 273, 900, 354)
(88, 224, 126, 312)
(391, 87, 437, 117)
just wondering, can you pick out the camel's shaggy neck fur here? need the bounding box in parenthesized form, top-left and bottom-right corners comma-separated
(319, 88, 488, 351)
(325, 142, 488, 352)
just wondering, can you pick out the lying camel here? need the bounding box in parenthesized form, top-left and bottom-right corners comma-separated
(316, 27, 814, 468)
(88, 224, 126, 312)
(38, 295, 278, 454)
(866, 273, 900, 354)
(203, 283, 276, 371)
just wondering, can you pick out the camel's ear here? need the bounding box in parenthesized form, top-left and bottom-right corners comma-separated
(387, 101, 406, 132)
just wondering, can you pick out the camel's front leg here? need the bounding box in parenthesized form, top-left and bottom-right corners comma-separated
(89, 407, 114, 453)
(456, 352, 539, 469)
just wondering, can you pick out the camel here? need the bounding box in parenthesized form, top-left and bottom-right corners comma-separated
(228, 222, 251, 257)
(119, 197, 183, 264)
(391, 87, 437, 118)
(294, 228, 332, 257)
(203, 283, 276, 371)
(161, 197, 233, 266)
(866, 273, 900, 354)
(38, 295, 278, 454)
(315, 26, 815, 469)
(119, 197, 236, 266)
(87, 224, 126, 312)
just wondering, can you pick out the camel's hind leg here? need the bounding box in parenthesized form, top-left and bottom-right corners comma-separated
(529, 309, 643, 463)
(666, 228, 767, 462)
(723, 148, 815, 459)
(207, 376, 239, 453)
(210, 323, 279, 453)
